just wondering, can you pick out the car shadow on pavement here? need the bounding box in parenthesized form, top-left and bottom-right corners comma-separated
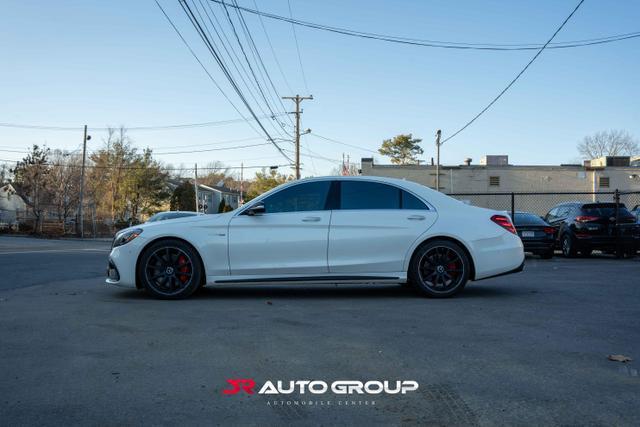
(111, 283, 526, 300)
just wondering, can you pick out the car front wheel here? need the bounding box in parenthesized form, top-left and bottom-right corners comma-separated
(137, 239, 203, 299)
(409, 240, 471, 298)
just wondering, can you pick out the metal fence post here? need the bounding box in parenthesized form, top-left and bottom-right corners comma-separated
(511, 192, 515, 220)
(614, 189, 621, 257)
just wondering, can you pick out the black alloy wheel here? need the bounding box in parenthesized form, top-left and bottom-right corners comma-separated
(138, 239, 202, 299)
(409, 240, 470, 298)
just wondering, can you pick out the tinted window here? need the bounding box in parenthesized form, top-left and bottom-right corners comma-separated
(263, 181, 331, 213)
(514, 212, 546, 225)
(340, 181, 400, 210)
(546, 208, 558, 220)
(581, 203, 630, 217)
(401, 190, 428, 210)
(557, 206, 572, 218)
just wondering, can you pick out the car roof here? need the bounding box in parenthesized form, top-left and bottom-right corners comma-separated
(244, 175, 466, 211)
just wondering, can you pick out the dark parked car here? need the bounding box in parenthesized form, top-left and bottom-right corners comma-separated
(544, 202, 640, 257)
(146, 211, 200, 223)
(631, 205, 640, 223)
(513, 212, 556, 258)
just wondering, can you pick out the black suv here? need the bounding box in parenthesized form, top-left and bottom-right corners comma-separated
(544, 202, 640, 257)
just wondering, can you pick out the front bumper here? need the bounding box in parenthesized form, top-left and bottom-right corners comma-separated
(105, 239, 144, 288)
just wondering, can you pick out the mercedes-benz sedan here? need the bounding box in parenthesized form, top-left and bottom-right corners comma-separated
(106, 176, 524, 299)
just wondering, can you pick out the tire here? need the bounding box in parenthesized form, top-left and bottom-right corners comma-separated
(137, 239, 203, 299)
(561, 234, 577, 258)
(540, 249, 554, 259)
(408, 240, 471, 298)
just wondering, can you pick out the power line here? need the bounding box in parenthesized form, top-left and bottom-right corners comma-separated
(286, 0, 310, 92)
(441, 0, 585, 144)
(0, 141, 272, 156)
(217, 0, 286, 136)
(193, 0, 286, 139)
(251, 0, 294, 94)
(309, 132, 378, 154)
(153, 0, 263, 139)
(154, 142, 270, 155)
(231, 0, 295, 131)
(0, 158, 288, 171)
(0, 113, 287, 132)
(208, 0, 639, 51)
(180, 0, 293, 163)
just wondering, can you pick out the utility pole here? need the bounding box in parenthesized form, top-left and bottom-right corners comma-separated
(282, 94, 313, 179)
(435, 129, 442, 192)
(194, 163, 199, 213)
(239, 162, 244, 206)
(78, 125, 91, 237)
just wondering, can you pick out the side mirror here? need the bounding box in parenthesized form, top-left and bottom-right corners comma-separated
(245, 202, 265, 216)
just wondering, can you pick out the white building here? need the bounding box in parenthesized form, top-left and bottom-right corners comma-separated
(0, 184, 27, 226)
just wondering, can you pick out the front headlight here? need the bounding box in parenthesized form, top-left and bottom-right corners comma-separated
(112, 228, 143, 248)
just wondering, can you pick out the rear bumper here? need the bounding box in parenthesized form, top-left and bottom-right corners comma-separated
(474, 259, 525, 282)
(522, 239, 555, 252)
(471, 231, 525, 280)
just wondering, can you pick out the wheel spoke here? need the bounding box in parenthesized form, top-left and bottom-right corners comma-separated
(418, 246, 466, 292)
(144, 246, 195, 295)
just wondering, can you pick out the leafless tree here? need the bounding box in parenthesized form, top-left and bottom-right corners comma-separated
(11, 145, 53, 233)
(577, 130, 639, 159)
(49, 150, 82, 233)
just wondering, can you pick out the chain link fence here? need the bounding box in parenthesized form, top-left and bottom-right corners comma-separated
(447, 190, 640, 218)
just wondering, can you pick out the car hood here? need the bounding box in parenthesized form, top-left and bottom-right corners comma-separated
(116, 212, 232, 236)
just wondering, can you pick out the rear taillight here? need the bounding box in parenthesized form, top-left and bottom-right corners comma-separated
(543, 227, 555, 235)
(575, 215, 599, 222)
(491, 215, 517, 234)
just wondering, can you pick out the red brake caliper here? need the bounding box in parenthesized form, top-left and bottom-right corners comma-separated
(447, 262, 458, 279)
(178, 255, 189, 283)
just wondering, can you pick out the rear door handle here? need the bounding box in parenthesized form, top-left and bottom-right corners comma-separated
(407, 215, 426, 221)
(302, 216, 321, 222)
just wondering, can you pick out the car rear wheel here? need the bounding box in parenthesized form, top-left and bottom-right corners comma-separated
(138, 239, 203, 299)
(409, 240, 470, 298)
(561, 234, 577, 258)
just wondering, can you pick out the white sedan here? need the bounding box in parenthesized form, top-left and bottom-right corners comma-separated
(106, 176, 524, 299)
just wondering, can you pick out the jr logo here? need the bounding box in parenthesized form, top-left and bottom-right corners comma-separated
(223, 379, 256, 395)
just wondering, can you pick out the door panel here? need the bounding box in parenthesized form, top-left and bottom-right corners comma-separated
(328, 210, 436, 273)
(228, 211, 331, 275)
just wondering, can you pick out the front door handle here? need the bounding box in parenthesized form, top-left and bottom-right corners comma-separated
(302, 216, 321, 222)
(407, 215, 426, 221)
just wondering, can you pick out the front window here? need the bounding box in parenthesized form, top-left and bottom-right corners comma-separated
(262, 181, 331, 213)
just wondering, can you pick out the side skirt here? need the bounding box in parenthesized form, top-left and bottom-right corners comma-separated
(210, 274, 405, 285)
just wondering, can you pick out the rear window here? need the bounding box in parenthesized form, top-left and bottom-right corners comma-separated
(514, 212, 546, 225)
(581, 203, 630, 217)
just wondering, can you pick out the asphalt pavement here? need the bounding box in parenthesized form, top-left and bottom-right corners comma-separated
(0, 235, 639, 426)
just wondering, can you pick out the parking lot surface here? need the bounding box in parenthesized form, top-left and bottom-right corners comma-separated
(1, 236, 639, 426)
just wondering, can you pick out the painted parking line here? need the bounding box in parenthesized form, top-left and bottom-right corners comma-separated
(0, 248, 110, 255)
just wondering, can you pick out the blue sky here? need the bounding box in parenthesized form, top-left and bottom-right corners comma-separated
(1, 0, 638, 177)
